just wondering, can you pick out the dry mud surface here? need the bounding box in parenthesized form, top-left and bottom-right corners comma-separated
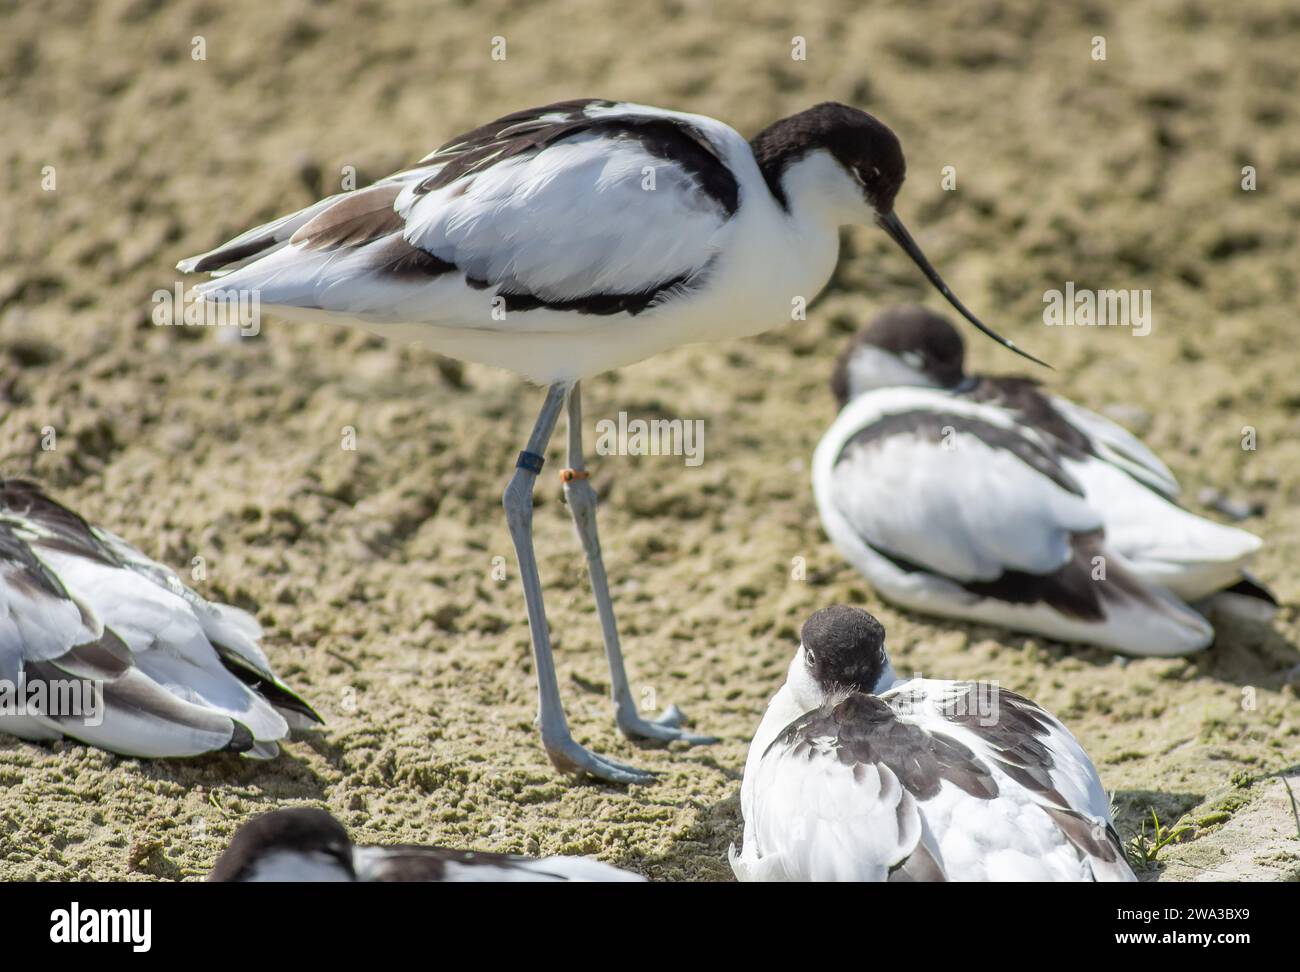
(1, 0, 1298, 881)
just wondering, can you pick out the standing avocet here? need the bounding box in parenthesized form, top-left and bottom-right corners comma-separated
(0, 479, 318, 756)
(178, 100, 1041, 783)
(730, 605, 1136, 881)
(208, 807, 644, 882)
(814, 306, 1274, 655)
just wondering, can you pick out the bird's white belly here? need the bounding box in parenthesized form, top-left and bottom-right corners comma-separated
(355, 298, 775, 385)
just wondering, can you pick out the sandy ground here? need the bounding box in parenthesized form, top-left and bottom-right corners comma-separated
(2, 0, 1298, 881)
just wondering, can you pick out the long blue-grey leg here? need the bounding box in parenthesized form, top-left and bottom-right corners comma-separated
(562, 383, 717, 745)
(504, 383, 655, 785)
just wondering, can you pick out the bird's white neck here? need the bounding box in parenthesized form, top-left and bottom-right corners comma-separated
(772, 149, 875, 229)
(842, 346, 941, 400)
(741, 149, 876, 307)
(243, 850, 354, 882)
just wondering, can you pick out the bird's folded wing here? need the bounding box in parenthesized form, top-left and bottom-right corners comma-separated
(0, 529, 248, 755)
(1048, 395, 1180, 498)
(179, 101, 739, 328)
(92, 528, 320, 725)
(34, 548, 291, 744)
(886, 681, 1134, 881)
(0, 480, 303, 753)
(827, 399, 1102, 582)
(24, 634, 249, 757)
(733, 695, 960, 881)
(0, 532, 98, 683)
(400, 111, 735, 304)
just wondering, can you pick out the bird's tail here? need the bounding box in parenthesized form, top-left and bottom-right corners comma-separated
(176, 193, 345, 276)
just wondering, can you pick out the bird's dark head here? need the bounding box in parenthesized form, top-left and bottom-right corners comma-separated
(753, 103, 1046, 371)
(751, 102, 906, 217)
(831, 306, 967, 406)
(790, 605, 895, 707)
(208, 807, 355, 882)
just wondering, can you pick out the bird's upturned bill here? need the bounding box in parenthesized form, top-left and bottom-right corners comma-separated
(877, 211, 1050, 369)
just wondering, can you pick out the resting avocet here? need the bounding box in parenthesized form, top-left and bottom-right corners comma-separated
(813, 307, 1274, 656)
(179, 99, 1042, 783)
(730, 605, 1136, 881)
(0, 479, 318, 757)
(208, 807, 645, 882)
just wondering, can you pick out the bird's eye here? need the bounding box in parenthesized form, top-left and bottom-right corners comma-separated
(804, 648, 816, 666)
(851, 168, 867, 186)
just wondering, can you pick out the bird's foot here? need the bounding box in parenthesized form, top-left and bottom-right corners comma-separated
(616, 702, 719, 746)
(543, 731, 656, 786)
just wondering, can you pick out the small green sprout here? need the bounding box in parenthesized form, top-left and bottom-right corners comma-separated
(1127, 808, 1194, 870)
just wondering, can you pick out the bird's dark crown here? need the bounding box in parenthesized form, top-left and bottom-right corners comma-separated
(831, 306, 968, 406)
(750, 103, 906, 211)
(208, 807, 353, 881)
(801, 605, 890, 695)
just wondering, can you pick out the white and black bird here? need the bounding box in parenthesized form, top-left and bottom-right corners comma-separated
(0, 479, 319, 757)
(208, 807, 645, 882)
(730, 605, 1136, 881)
(814, 307, 1275, 656)
(179, 99, 1041, 783)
